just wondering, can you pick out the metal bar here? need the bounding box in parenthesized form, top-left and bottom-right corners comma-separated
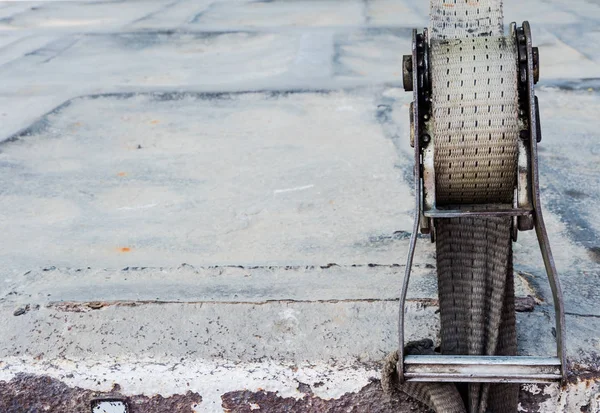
(404, 355, 562, 383)
(397, 27, 422, 384)
(523, 21, 567, 383)
(404, 376, 560, 384)
(424, 206, 531, 218)
(405, 355, 562, 365)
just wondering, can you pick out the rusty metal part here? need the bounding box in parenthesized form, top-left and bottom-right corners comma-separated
(397, 27, 424, 384)
(521, 20, 567, 383)
(409, 102, 415, 147)
(0, 374, 202, 413)
(419, 214, 430, 234)
(402, 55, 413, 92)
(533, 46, 540, 84)
(518, 214, 535, 231)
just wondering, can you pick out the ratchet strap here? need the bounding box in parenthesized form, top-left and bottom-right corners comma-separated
(431, 13, 520, 413)
(384, 1, 520, 412)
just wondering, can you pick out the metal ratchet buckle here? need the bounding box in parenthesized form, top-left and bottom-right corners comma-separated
(397, 22, 567, 384)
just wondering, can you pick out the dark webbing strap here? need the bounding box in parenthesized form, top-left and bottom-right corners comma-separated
(382, 1, 521, 411)
(384, 218, 518, 413)
(435, 217, 518, 413)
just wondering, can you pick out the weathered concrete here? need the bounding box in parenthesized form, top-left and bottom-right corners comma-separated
(0, 0, 599, 412)
(0, 374, 202, 413)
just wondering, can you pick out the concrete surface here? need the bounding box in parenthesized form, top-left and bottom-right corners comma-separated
(0, 0, 599, 412)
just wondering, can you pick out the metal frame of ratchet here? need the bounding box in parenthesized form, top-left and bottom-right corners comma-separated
(397, 21, 566, 384)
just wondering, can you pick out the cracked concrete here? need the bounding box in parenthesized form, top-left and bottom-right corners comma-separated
(0, 0, 599, 411)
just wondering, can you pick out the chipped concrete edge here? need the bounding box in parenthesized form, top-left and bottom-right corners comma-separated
(1, 357, 599, 412)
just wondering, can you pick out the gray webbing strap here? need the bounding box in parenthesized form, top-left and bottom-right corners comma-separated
(435, 218, 518, 413)
(431, 35, 519, 205)
(430, 0, 503, 39)
(391, 1, 520, 412)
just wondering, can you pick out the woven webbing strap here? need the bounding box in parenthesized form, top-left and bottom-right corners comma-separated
(431, 35, 519, 205)
(435, 218, 518, 413)
(392, 1, 520, 412)
(430, 0, 503, 39)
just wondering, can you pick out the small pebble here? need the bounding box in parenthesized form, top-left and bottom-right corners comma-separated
(13, 305, 29, 316)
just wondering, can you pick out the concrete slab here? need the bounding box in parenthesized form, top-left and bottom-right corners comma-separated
(0, 1, 166, 32)
(0, 91, 413, 271)
(190, 1, 366, 29)
(129, 0, 213, 30)
(5, 265, 440, 304)
(0, 0, 598, 412)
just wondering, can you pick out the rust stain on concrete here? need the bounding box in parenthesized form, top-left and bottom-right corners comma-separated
(0, 374, 201, 413)
(221, 381, 433, 413)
